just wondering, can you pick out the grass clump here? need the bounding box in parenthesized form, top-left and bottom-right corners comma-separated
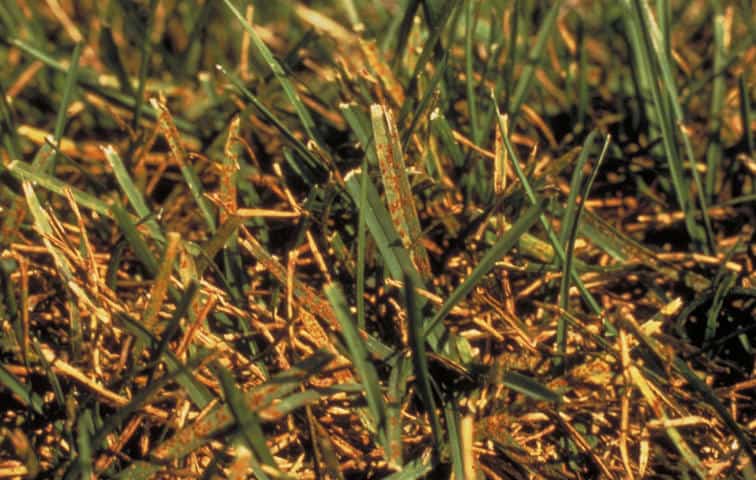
(0, 1, 755, 478)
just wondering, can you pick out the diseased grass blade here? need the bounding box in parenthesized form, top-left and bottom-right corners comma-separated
(219, 65, 326, 184)
(116, 311, 213, 407)
(141, 232, 182, 333)
(402, 274, 443, 460)
(325, 283, 396, 467)
(386, 355, 411, 468)
(493, 113, 507, 195)
(423, 200, 542, 338)
(195, 214, 244, 277)
(151, 97, 216, 232)
(21, 182, 74, 282)
(142, 350, 334, 465)
(343, 170, 467, 361)
(507, 1, 562, 122)
(222, 0, 319, 143)
(557, 134, 610, 368)
(212, 363, 278, 474)
(371, 103, 432, 279)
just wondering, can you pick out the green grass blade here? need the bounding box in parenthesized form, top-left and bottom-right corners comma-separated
(496, 111, 604, 318)
(501, 371, 561, 403)
(111, 202, 159, 277)
(8, 161, 110, 218)
(132, 0, 158, 130)
(704, 0, 726, 200)
(219, 65, 326, 183)
(104, 145, 164, 242)
(398, 0, 464, 125)
(325, 283, 395, 467)
(223, 0, 319, 142)
(626, 0, 715, 253)
(559, 131, 598, 247)
(213, 363, 278, 472)
(507, 1, 562, 121)
(383, 456, 434, 480)
(114, 312, 213, 409)
(429, 108, 465, 168)
(557, 135, 610, 367)
(739, 74, 754, 158)
(403, 274, 443, 459)
(45, 41, 83, 173)
(464, 0, 479, 141)
(74, 409, 95, 480)
(423, 201, 542, 338)
(356, 157, 368, 330)
(9, 38, 198, 136)
(0, 363, 44, 414)
(442, 397, 464, 480)
(145, 350, 334, 465)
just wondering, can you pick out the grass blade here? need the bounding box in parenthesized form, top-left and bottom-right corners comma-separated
(152, 97, 216, 232)
(423, 201, 542, 338)
(403, 274, 443, 460)
(325, 283, 396, 467)
(223, 0, 319, 143)
(507, 1, 562, 121)
(371, 103, 432, 278)
(45, 42, 83, 173)
(557, 135, 610, 367)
